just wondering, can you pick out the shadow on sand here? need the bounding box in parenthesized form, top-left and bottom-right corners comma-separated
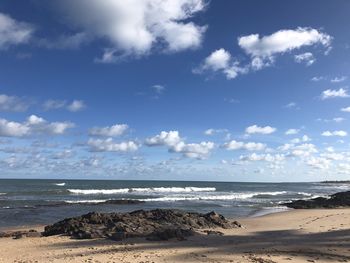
(46, 228, 350, 262)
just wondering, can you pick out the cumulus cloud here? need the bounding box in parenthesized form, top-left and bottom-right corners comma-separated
(321, 88, 350, 100)
(245, 125, 276, 135)
(321, 130, 347, 137)
(196, 27, 331, 79)
(89, 124, 128, 137)
(290, 135, 311, 144)
(0, 13, 34, 49)
(285, 129, 300, 135)
(306, 156, 330, 170)
(294, 52, 315, 66)
(341, 106, 350, 112)
(223, 140, 266, 151)
(0, 115, 74, 137)
(194, 48, 247, 79)
(145, 130, 214, 159)
(88, 138, 138, 152)
(0, 94, 31, 112)
(56, 0, 207, 60)
(238, 27, 331, 58)
(288, 143, 318, 157)
(240, 153, 285, 162)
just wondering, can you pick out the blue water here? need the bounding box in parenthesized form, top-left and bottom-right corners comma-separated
(0, 179, 349, 228)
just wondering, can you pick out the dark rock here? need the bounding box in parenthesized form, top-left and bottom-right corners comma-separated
(204, 230, 224, 236)
(0, 230, 42, 239)
(283, 191, 350, 209)
(43, 209, 240, 241)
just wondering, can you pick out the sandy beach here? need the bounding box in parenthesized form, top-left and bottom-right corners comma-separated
(0, 208, 349, 263)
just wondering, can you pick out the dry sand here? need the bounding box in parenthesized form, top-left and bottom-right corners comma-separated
(0, 208, 349, 263)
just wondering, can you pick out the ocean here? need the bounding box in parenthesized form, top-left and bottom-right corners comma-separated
(0, 179, 349, 229)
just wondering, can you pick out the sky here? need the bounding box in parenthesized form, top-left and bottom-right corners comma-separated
(0, 0, 350, 182)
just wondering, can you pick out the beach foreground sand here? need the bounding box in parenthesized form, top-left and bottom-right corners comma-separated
(0, 208, 349, 263)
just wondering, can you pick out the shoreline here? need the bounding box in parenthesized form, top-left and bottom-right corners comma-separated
(0, 205, 292, 232)
(0, 208, 349, 262)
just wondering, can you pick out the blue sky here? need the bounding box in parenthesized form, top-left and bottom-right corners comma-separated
(0, 0, 350, 181)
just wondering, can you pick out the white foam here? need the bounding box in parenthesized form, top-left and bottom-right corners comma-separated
(54, 183, 66, 186)
(141, 191, 288, 202)
(68, 189, 130, 195)
(65, 199, 110, 204)
(68, 187, 216, 195)
(0, 193, 6, 195)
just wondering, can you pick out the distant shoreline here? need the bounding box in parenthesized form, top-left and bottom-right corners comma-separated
(321, 180, 350, 184)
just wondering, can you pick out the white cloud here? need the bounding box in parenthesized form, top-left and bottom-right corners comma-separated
(288, 143, 318, 157)
(89, 124, 128, 137)
(238, 27, 331, 58)
(151, 84, 165, 94)
(333, 117, 345, 123)
(341, 106, 350, 112)
(245, 125, 276, 135)
(0, 94, 31, 112)
(145, 131, 182, 147)
(294, 52, 315, 66)
(204, 128, 228, 136)
(196, 27, 331, 79)
(0, 115, 74, 137)
(290, 135, 311, 144)
(145, 130, 214, 159)
(321, 152, 345, 161)
(195, 48, 247, 79)
(0, 119, 30, 137)
(43, 99, 86, 112)
(321, 88, 350, 100)
(57, 0, 207, 60)
(240, 153, 285, 163)
(311, 76, 325, 82)
(223, 140, 266, 151)
(67, 100, 86, 112)
(285, 129, 300, 135)
(283, 102, 299, 110)
(306, 156, 330, 170)
(321, 130, 347, 137)
(88, 138, 138, 152)
(317, 117, 346, 123)
(331, 76, 347, 83)
(0, 13, 34, 49)
(203, 48, 231, 71)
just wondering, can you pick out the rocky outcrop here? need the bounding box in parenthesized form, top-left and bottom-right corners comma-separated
(0, 229, 41, 239)
(283, 191, 350, 209)
(43, 209, 241, 241)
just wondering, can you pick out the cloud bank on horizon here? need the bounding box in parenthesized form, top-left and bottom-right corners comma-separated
(0, 0, 349, 182)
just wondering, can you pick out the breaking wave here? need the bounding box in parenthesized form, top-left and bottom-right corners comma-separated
(68, 187, 217, 195)
(54, 183, 66, 186)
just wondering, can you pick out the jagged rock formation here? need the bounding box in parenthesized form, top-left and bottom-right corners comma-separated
(43, 209, 241, 241)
